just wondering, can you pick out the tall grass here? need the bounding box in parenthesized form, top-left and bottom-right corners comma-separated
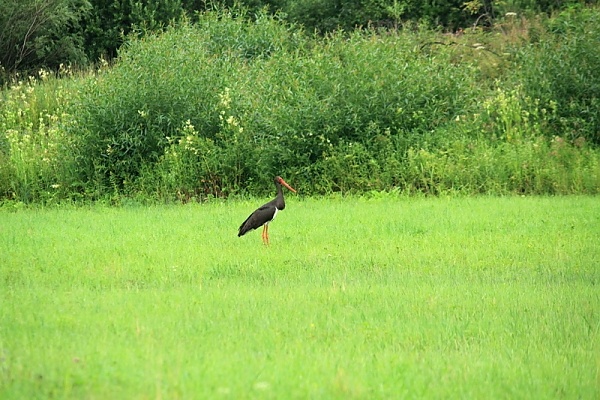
(0, 68, 83, 203)
(1, 196, 599, 398)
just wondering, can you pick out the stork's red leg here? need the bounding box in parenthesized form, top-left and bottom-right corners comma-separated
(262, 225, 268, 245)
(265, 224, 270, 245)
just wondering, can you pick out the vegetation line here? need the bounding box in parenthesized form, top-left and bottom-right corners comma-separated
(1, 5, 599, 204)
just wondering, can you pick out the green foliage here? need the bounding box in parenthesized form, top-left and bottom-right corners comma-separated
(254, 27, 476, 190)
(0, 72, 81, 203)
(398, 83, 600, 195)
(139, 117, 253, 201)
(281, 0, 474, 32)
(82, 0, 186, 61)
(514, 5, 600, 145)
(71, 12, 484, 197)
(71, 11, 298, 197)
(403, 135, 600, 195)
(0, 0, 91, 84)
(2, 7, 600, 203)
(1, 0, 594, 85)
(499, 0, 589, 14)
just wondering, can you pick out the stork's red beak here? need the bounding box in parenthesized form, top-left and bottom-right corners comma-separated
(279, 178, 297, 193)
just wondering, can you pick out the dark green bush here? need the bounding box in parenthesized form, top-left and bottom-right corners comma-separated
(3, 7, 600, 203)
(82, 0, 186, 61)
(2, 0, 594, 85)
(71, 11, 298, 196)
(514, 5, 600, 145)
(234, 29, 481, 187)
(0, 0, 91, 84)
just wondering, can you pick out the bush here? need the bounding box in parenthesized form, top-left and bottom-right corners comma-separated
(75, 12, 480, 197)
(71, 10, 298, 197)
(0, 75, 80, 203)
(402, 134, 600, 195)
(82, 0, 186, 61)
(0, 0, 91, 85)
(514, 5, 600, 145)
(2, 7, 600, 203)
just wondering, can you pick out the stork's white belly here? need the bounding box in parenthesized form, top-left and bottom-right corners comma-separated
(265, 207, 279, 226)
(271, 207, 279, 221)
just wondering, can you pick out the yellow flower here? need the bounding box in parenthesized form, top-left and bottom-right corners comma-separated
(226, 115, 238, 126)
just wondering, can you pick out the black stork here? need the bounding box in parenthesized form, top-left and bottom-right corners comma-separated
(238, 176, 297, 245)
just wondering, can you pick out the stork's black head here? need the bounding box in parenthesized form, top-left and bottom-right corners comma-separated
(274, 176, 297, 193)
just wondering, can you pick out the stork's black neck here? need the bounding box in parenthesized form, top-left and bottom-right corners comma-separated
(274, 181, 285, 210)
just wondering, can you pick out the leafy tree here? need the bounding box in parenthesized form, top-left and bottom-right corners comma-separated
(82, 0, 186, 61)
(0, 0, 91, 82)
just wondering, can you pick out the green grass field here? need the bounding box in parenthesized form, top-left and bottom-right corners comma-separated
(1, 196, 599, 399)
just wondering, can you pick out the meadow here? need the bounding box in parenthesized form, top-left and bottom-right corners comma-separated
(1, 196, 599, 398)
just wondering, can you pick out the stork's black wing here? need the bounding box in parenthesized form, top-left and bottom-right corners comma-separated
(238, 203, 277, 237)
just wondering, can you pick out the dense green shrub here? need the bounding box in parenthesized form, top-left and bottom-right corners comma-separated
(0, 0, 91, 84)
(71, 11, 299, 197)
(401, 134, 600, 195)
(513, 5, 600, 145)
(2, 7, 599, 203)
(0, 77, 81, 203)
(69, 11, 483, 198)
(235, 29, 481, 186)
(2, 0, 595, 84)
(82, 0, 186, 61)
